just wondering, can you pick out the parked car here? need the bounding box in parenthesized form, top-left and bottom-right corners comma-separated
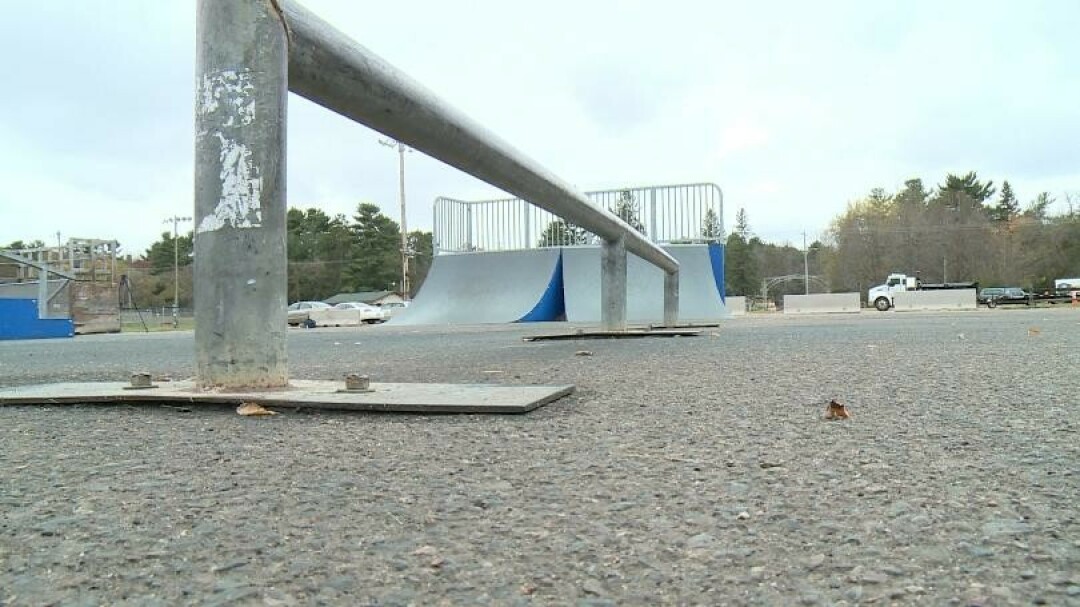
(379, 301, 410, 318)
(978, 287, 1029, 308)
(333, 301, 389, 323)
(287, 301, 332, 327)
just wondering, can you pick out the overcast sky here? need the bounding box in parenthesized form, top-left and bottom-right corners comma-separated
(1, 1, 1077, 256)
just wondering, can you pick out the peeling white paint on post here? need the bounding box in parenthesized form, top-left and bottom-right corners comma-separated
(196, 133, 264, 234)
(196, 70, 264, 235)
(197, 70, 257, 126)
(194, 0, 288, 389)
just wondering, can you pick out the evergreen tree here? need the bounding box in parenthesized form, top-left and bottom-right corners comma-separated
(537, 219, 588, 247)
(724, 208, 759, 296)
(990, 181, 1020, 222)
(285, 208, 355, 301)
(893, 179, 929, 211)
(938, 171, 996, 207)
(612, 190, 646, 233)
(406, 230, 434, 297)
(143, 231, 193, 275)
(4, 240, 45, 250)
(701, 208, 722, 242)
(1023, 192, 1055, 221)
(346, 203, 402, 291)
(734, 207, 751, 238)
(867, 187, 891, 213)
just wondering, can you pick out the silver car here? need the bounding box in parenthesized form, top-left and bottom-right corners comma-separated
(287, 301, 332, 327)
(332, 302, 389, 324)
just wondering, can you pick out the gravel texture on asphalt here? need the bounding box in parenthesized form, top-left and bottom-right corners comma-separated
(1, 309, 1078, 606)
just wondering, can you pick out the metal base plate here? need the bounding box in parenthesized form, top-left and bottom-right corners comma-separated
(0, 380, 575, 414)
(523, 328, 702, 341)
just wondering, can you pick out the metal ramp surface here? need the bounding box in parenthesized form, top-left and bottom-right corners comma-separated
(393, 248, 564, 325)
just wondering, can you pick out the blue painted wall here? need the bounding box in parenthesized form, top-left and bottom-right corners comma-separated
(518, 253, 566, 322)
(0, 298, 75, 340)
(707, 243, 726, 303)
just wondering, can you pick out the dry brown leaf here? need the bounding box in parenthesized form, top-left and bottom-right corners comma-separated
(236, 402, 277, 416)
(1028, 327, 1041, 336)
(824, 399, 852, 420)
(520, 583, 538, 595)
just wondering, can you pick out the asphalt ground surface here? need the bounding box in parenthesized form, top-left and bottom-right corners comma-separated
(1, 308, 1078, 606)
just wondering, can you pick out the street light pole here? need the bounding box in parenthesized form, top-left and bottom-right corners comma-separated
(380, 138, 410, 301)
(165, 215, 191, 328)
(802, 231, 810, 295)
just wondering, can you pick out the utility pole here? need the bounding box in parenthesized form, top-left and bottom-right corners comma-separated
(165, 216, 191, 328)
(379, 138, 411, 300)
(802, 231, 810, 295)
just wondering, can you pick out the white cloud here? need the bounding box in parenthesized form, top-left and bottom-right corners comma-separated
(1, 0, 1078, 256)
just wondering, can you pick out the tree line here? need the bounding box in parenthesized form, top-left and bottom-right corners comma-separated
(724, 171, 1080, 301)
(124, 203, 432, 309)
(8, 172, 1076, 308)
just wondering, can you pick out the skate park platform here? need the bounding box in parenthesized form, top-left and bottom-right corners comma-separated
(395, 244, 728, 325)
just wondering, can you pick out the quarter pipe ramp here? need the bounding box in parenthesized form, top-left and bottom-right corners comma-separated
(392, 249, 564, 325)
(394, 244, 727, 325)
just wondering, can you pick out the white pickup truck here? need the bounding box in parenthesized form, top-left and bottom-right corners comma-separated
(867, 273, 979, 311)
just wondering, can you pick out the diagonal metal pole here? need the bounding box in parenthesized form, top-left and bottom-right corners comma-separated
(280, 0, 677, 276)
(194, 0, 289, 389)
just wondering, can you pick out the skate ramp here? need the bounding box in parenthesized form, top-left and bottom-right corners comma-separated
(562, 244, 728, 323)
(392, 249, 564, 325)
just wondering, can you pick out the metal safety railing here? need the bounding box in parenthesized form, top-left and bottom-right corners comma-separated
(433, 183, 723, 254)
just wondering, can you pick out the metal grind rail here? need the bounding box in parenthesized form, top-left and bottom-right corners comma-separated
(192, 0, 678, 390)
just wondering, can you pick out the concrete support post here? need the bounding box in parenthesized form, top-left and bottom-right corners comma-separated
(194, 0, 289, 389)
(37, 265, 49, 319)
(663, 270, 679, 327)
(601, 236, 627, 331)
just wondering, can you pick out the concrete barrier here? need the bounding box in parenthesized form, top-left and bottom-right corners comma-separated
(892, 289, 977, 311)
(783, 293, 861, 315)
(725, 296, 747, 316)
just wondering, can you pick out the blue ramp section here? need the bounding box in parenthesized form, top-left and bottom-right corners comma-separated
(518, 254, 565, 322)
(0, 298, 75, 340)
(708, 243, 726, 303)
(393, 249, 564, 325)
